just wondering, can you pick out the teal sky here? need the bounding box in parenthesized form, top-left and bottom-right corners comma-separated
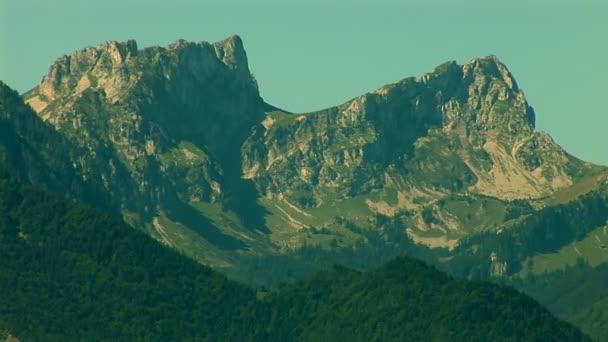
(1, 0, 606, 165)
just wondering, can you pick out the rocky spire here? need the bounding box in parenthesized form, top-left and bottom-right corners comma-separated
(213, 35, 248, 70)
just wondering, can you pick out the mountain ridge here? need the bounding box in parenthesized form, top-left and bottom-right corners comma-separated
(18, 36, 605, 258)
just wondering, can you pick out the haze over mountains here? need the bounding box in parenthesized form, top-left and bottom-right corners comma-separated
(1, 35, 608, 340)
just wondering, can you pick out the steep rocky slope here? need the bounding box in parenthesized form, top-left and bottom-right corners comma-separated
(242, 55, 602, 252)
(12, 35, 607, 274)
(23, 36, 272, 268)
(245, 57, 564, 203)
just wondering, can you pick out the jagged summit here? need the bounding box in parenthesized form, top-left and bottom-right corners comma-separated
(100, 39, 139, 63)
(419, 55, 520, 95)
(21, 36, 267, 254)
(37, 39, 139, 102)
(26, 33, 264, 145)
(467, 54, 506, 65)
(404, 55, 533, 131)
(31, 36, 256, 111)
(164, 35, 251, 74)
(213, 35, 249, 71)
(465, 54, 520, 90)
(243, 50, 584, 226)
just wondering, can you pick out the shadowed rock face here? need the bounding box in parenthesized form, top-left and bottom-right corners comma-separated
(21, 36, 269, 265)
(10, 36, 604, 269)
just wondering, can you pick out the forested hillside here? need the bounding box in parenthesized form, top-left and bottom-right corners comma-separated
(0, 170, 263, 341)
(0, 172, 587, 341)
(512, 262, 608, 341)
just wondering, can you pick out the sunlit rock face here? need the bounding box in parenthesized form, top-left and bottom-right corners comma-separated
(244, 55, 580, 211)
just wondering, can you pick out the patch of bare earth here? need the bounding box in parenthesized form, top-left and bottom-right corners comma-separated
(152, 217, 174, 247)
(406, 228, 458, 250)
(25, 96, 49, 113)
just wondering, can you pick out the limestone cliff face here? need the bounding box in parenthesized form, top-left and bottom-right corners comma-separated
(23, 36, 266, 258)
(243, 56, 581, 210)
(36, 40, 139, 105)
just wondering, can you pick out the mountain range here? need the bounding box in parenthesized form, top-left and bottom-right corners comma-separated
(1, 35, 608, 339)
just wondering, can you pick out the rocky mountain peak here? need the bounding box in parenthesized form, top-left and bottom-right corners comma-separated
(22, 36, 267, 241)
(242, 52, 581, 222)
(37, 40, 138, 102)
(213, 35, 249, 72)
(33, 36, 257, 111)
(102, 39, 139, 65)
(161, 35, 256, 91)
(405, 55, 534, 134)
(452, 56, 534, 133)
(420, 60, 462, 84)
(464, 55, 519, 91)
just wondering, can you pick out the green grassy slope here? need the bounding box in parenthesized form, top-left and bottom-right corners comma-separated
(513, 262, 608, 340)
(0, 171, 587, 341)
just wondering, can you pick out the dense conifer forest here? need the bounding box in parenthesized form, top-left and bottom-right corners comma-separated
(0, 171, 587, 341)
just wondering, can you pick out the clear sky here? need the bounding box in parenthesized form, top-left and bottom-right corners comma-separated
(1, 0, 606, 165)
